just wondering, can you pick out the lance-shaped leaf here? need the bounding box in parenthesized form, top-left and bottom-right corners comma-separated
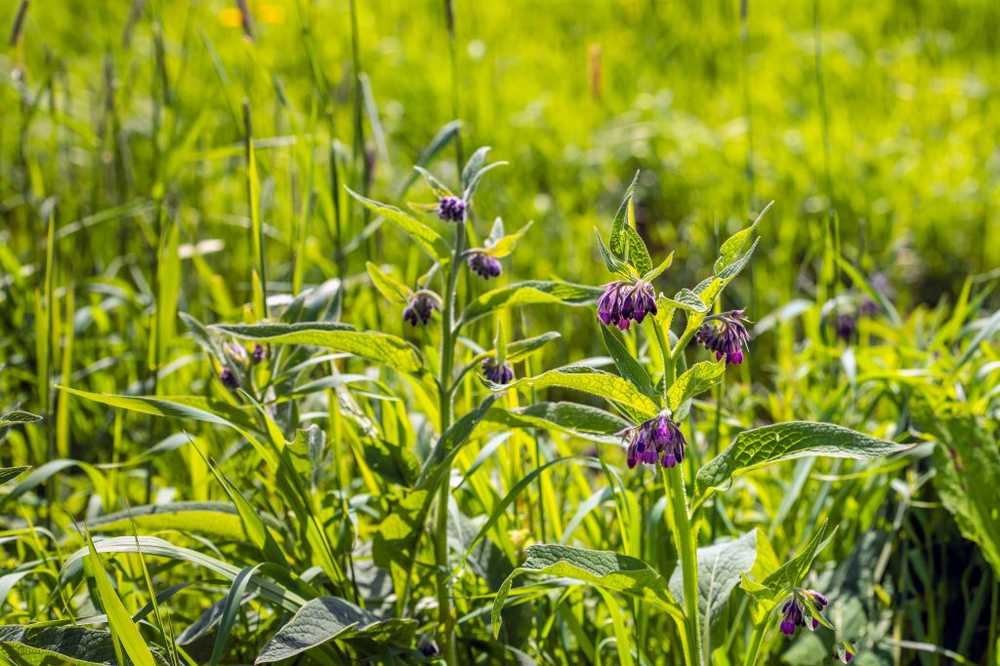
(608, 171, 640, 259)
(0, 410, 42, 426)
(484, 402, 631, 444)
(255, 597, 416, 663)
(346, 188, 450, 260)
(698, 421, 912, 491)
(483, 220, 533, 258)
(365, 262, 411, 304)
(86, 502, 248, 542)
(714, 201, 771, 276)
(416, 396, 498, 490)
(667, 360, 726, 416)
(460, 281, 602, 326)
(492, 544, 677, 636)
(501, 366, 659, 419)
(668, 530, 757, 629)
(600, 326, 655, 398)
(0, 467, 29, 486)
(212, 322, 422, 373)
(0, 626, 169, 666)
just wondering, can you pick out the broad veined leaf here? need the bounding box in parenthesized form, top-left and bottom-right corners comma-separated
(365, 262, 411, 304)
(492, 544, 676, 637)
(86, 502, 247, 542)
(0, 626, 168, 666)
(714, 201, 770, 276)
(211, 322, 422, 373)
(255, 596, 417, 663)
(600, 326, 655, 398)
(668, 531, 757, 630)
(667, 360, 726, 414)
(483, 402, 630, 444)
(501, 366, 659, 419)
(504, 331, 560, 362)
(697, 421, 911, 491)
(0, 410, 42, 426)
(460, 281, 602, 326)
(659, 289, 708, 315)
(346, 188, 449, 260)
(608, 171, 640, 259)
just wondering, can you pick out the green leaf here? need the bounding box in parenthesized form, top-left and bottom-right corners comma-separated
(698, 421, 912, 491)
(642, 250, 675, 282)
(504, 331, 560, 362)
(483, 402, 630, 444)
(502, 366, 659, 420)
(460, 281, 603, 326)
(346, 188, 449, 260)
(210, 564, 264, 666)
(608, 171, 640, 259)
(211, 322, 423, 373)
(0, 626, 167, 666)
(484, 220, 533, 258)
(396, 121, 460, 196)
(492, 544, 675, 637)
(595, 231, 633, 277)
(416, 397, 498, 490)
(365, 262, 411, 304)
(667, 360, 726, 415)
(659, 289, 709, 315)
(0, 410, 42, 426)
(620, 222, 652, 276)
(255, 597, 416, 663)
(668, 531, 757, 631)
(86, 502, 247, 542)
(600, 326, 655, 398)
(0, 467, 30, 485)
(714, 202, 770, 276)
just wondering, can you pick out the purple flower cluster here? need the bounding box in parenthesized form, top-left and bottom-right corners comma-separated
(625, 414, 686, 469)
(834, 312, 856, 341)
(468, 252, 502, 279)
(403, 292, 439, 327)
(779, 589, 829, 636)
(437, 195, 466, 223)
(483, 357, 514, 384)
(597, 280, 657, 330)
(695, 309, 751, 365)
(251, 343, 266, 364)
(220, 368, 239, 390)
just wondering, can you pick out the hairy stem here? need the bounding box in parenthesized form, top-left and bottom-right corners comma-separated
(743, 621, 766, 666)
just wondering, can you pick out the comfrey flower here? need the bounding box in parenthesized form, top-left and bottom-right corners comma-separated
(779, 589, 829, 636)
(624, 413, 686, 469)
(437, 195, 466, 223)
(482, 357, 514, 385)
(597, 280, 657, 330)
(219, 368, 239, 390)
(834, 312, 856, 341)
(251, 343, 266, 364)
(695, 309, 751, 365)
(403, 291, 440, 327)
(468, 252, 502, 279)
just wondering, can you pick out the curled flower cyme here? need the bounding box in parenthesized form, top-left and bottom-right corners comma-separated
(403, 291, 440, 327)
(695, 309, 751, 365)
(779, 589, 830, 636)
(624, 413, 686, 469)
(482, 357, 514, 384)
(437, 195, 466, 223)
(468, 252, 502, 279)
(597, 280, 657, 330)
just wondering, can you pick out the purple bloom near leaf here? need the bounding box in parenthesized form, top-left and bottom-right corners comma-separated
(403, 292, 439, 327)
(597, 280, 657, 330)
(835, 312, 856, 341)
(624, 413, 686, 469)
(695, 309, 751, 365)
(483, 357, 514, 384)
(437, 195, 466, 223)
(220, 368, 239, 390)
(251, 344, 266, 364)
(858, 297, 879, 318)
(779, 589, 830, 637)
(468, 252, 502, 279)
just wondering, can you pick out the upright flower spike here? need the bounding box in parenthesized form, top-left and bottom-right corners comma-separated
(403, 291, 439, 327)
(468, 252, 502, 279)
(437, 195, 466, 223)
(779, 589, 830, 636)
(596, 280, 657, 330)
(624, 413, 686, 469)
(482, 357, 514, 385)
(695, 309, 752, 365)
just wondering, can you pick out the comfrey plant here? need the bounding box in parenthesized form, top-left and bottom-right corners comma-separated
(487, 177, 907, 665)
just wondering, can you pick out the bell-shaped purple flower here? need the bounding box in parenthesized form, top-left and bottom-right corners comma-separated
(220, 368, 239, 390)
(779, 589, 831, 637)
(482, 357, 514, 384)
(251, 344, 266, 364)
(624, 413, 686, 469)
(834, 312, 856, 341)
(468, 252, 502, 279)
(695, 309, 751, 365)
(437, 195, 466, 223)
(597, 280, 657, 331)
(403, 291, 439, 327)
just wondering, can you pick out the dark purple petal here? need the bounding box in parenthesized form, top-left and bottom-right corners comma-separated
(403, 292, 438, 327)
(483, 358, 514, 385)
(437, 196, 466, 222)
(468, 253, 502, 279)
(220, 368, 239, 389)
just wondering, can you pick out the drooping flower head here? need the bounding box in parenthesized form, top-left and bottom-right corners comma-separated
(482, 357, 514, 385)
(834, 312, 856, 341)
(597, 280, 657, 331)
(695, 309, 752, 365)
(251, 343, 266, 364)
(468, 252, 502, 279)
(437, 195, 466, 223)
(219, 368, 239, 390)
(624, 413, 686, 469)
(223, 342, 249, 366)
(779, 589, 830, 636)
(402, 291, 440, 327)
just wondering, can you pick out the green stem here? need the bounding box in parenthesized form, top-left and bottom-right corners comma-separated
(434, 220, 466, 664)
(651, 320, 672, 404)
(664, 466, 703, 666)
(743, 621, 766, 666)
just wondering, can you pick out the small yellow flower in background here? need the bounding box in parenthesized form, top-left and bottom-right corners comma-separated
(218, 2, 284, 29)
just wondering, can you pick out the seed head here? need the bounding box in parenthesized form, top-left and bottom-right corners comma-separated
(437, 195, 466, 223)
(468, 252, 502, 279)
(597, 280, 657, 330)
(624, 413, 686, 469)
(695, 309, 751, 365)
(483, 357, 514, 385)
(403, 291, 439, 327)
